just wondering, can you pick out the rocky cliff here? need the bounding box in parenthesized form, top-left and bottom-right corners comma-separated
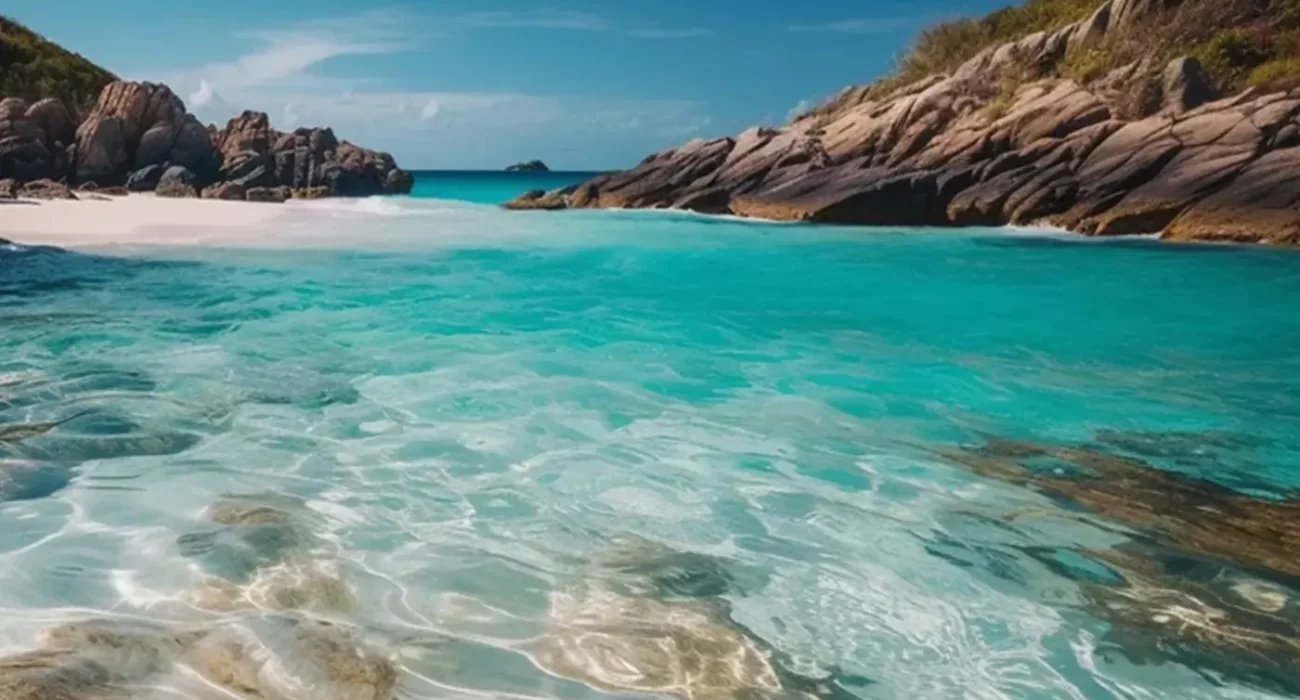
(507, 0, 1300, 245)
(2, 80, 412, 201)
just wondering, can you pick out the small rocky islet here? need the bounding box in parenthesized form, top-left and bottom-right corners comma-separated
(507, 0, 1300, 245)
(1, 78, 412, 203)
(505, 160, 549, 172)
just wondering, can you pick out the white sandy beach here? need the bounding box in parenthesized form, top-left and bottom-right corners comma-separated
(0, 195, 288, 248)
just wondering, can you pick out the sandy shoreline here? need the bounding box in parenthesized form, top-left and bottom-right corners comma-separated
(0, 195, 288, 248)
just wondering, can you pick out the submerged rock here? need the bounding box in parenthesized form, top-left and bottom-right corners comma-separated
(593, 535, 743, 600)
(1080, 547, 1300, 692)
(183, 616, 398, 700)
(528, 584, 784, 700)
(939, 434, 1300, 578)
(191, 558, 355, 613)
(205, 492, 306, 526)
(939, 431, 1300, 692)
(183, 493, 351, 612)
(38, 618, 201, 679)
(0, 650, 124, 700)
(527, 539, 859, 700)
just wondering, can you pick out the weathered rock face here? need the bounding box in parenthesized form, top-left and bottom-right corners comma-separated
(507, 0, 1300, 245)
(155, 165, 198, 198)
(1, 79, 413, 201)
(201, 181, 246, 201)
(19, 179, 77, 200)
(506, 160, 549, 172)
(0, 97, 61, 182)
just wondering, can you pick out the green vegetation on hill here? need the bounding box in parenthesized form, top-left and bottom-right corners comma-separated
(864, 0, 1300, 104)
(877, 0, 1106, 95)
(1060, 0, 1300, 93)
(0, 15, 116, 114)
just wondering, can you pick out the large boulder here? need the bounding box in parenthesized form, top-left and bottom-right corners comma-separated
(73, 81, 190, 185)
(1162, 57, 1214, 114)
(0, 97, 59, 181)
(216, 111, 275, 186)
(24, 98, 75, 150)
(126, 163, 166, 192)
(170, 115, 221, 182)
(73, 115, 130, 185)
(155, 165, 198, 198)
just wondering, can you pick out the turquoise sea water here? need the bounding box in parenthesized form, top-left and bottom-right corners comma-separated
(410, 170, 602, 204)
(2, 184, 1300, 699)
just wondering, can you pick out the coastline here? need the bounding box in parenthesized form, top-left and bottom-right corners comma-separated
(0, 195, 287, 248)
(504, 0, 1300, 247)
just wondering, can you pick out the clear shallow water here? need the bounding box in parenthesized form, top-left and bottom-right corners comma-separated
(410, 170, 601, 204)
(2, 197, 1300, 699)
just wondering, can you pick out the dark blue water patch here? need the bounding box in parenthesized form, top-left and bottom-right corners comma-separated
(0, 460, 74, 501)
(177, 523, 308, 582)
(14, 431, 204, 463)
(1020, 547, 1125, 585)
(0, 242, 207, 297)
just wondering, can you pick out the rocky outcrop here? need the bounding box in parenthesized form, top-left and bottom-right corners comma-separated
(155, 165, 198, 198)
(0, 97, 64, 182)
(18, 178, 77, 200)
(508, 0, 1300, 245)
(201, 181, 246, 200)
(506, 160, 549, 172)
(0, 80, 414, 201)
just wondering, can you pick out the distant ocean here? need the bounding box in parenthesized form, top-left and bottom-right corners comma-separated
(2, 172, 1300, 699)
(409, 170, 603, 204)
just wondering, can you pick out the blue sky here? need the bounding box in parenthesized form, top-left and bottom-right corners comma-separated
(14, 1, 1012, 169)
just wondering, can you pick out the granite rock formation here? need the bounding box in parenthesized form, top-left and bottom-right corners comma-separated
(506, 160, 549, 172)
(0, 80, 413, 202)
(507, 0, 1300, 245)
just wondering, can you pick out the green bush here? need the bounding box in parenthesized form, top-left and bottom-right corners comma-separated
(1249, 56, 1300, 88)
(1190, 28, 1274, 91)
(884, 0, 1108, 88)
(1, 15, 116, 113)
(1060, 46, 1115, 84)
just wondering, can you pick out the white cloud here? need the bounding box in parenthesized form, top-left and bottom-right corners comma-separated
(457, 10, 610, 31)
(420, 98, 441, 121)
(788, 18, 919, 34)
(141, 7, 715, 168)
(630, 28, 714, 39)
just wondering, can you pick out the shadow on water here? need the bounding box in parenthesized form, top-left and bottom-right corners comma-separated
(0, 239, 209, 298)
(932, 430, 1300, 693)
